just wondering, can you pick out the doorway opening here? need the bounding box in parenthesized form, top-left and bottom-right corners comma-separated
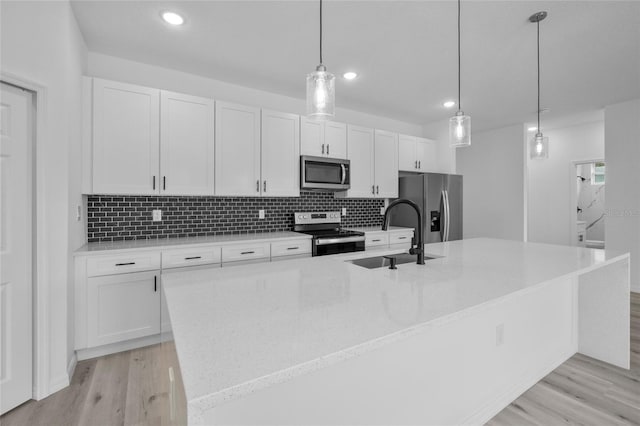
(575, 160, 605, 249)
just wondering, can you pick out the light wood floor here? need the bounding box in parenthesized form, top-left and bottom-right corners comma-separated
(2, 293, 639, 426)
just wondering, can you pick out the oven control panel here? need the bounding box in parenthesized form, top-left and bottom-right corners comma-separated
(294, 211, 341, 225)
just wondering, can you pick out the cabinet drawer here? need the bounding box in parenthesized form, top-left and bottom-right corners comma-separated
(162, 247, 222, 269)
(366, 233, 389, 247)
(271, 239, 312, 258)
(390, 232, 413, 245)
(87, 251, 161, 277)
(222, 242, 270, 263)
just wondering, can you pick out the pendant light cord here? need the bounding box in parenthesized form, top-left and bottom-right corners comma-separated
(457, 0, 461, 112)
(319, 0, 323, 65)
(537, 18, 541, 133)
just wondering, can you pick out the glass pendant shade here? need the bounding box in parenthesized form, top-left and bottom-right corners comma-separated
(449, 112, 471, 147)
(530, 133, 549, 159)
(306, 65, 335, 120)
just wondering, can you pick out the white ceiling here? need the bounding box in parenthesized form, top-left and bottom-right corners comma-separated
(71, 1, 640, 131)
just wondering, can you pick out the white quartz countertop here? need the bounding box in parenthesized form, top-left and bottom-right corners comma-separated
(161, 238, 627, 416)
(74, 231, 311, 255)
(344, 226, 414, 233)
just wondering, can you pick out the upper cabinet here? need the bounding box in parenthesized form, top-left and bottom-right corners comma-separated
(261, 109, 300, 197)
(336, 126, 398, 199)
(89, 78, 215, 195)
(160, 91, 215, 195)
(398, 134, 438, 173)
(92, 78, 160, 195)
(215, 103, 300, 197)
(300, 118, 347, 159)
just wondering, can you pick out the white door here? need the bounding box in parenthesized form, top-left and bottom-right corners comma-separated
(374, 129, 399, 198)
(324, 121, 347, 159)
(416, 137, 438, 172)
(343, 125, 375, 198)
(160, 91, 215, 195)
(0, 82, 33, 414)
(398, 134, 417, 172)
(215, 102, 261, 196)
(92, 78, 160, 194)
(87, 271, 160, 347)
(300, 117, 324, 157)
(261, 110, 300, 197)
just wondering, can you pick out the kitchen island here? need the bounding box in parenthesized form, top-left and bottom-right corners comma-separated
(161, 238, 630, 425)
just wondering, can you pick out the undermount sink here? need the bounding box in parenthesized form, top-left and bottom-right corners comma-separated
(348, 253, 442, 269)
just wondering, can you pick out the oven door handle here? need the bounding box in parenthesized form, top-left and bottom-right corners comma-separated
(315, 236, 365, 245)
(341, 164, 346, 185)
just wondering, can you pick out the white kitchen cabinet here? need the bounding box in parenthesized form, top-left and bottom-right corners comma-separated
(92, 78, 160, 194)
(337, 125, 375, 198)
(261, 110, 300, 197)
(160, 91, 215, 195)
(87, 270, 160, 347)
(374, 129, 399, 198)
(300, 118, 347, 159)
(215, 101, 261, 196)
(399, 135, 437, 172)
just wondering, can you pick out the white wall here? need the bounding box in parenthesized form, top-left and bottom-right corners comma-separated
(456, 124, 527, 241)
(87, 53, 423, 136)
(1, 0, 87, 395)
(605, 99, 640, 293)
(527, 119, 605, 246)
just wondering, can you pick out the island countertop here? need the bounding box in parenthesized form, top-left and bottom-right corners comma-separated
(161, 238, 629, 421)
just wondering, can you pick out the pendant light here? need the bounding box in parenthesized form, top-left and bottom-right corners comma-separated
(449, 0, 471, 147)
(306, 0, 335, 120)
(529, 11, 549, 159)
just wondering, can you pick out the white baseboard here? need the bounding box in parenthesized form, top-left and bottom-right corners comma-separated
(461, 349, 576, 425)
(76, 334, 161, 361)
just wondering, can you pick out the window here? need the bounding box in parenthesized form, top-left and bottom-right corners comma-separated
(591, 162, 605, 185)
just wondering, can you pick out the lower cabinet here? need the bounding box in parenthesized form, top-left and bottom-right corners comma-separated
(87, 270, 160, 348)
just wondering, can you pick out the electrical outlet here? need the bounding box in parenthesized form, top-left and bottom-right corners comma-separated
(152, 209, 162, 222)
(259, 209, 265, 219)
(76, 205, 82, 222)
(496, 324, 504, 346)
(380, 207, 386, 215)
(342, 208, 347, 216)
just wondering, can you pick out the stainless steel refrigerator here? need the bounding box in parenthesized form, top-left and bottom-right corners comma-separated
(389, 173, 463, 243)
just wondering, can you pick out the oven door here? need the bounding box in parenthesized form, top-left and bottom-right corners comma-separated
(313, 236, 365, 256)
(301, 156, 350, 191)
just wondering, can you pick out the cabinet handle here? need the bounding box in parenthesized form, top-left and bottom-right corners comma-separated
(184, 256, 202, 260)
(263, 180, 267, 192)
(376, 185, 379, 194)
(152, 176, 156, 190)
(327, 144, 330, 155)
(154, 275, 157, 292)
(115, 262, 135, 266)
(397, 236, 407, 240)
(372, 185, 375, 194)
(256, 180, 260, 192)
(241, 251, 255, 255)
(322, 143, 325, 155)
(372, 239, 381, 242)
(163, 176, 166, 190)
(286, 247, 299, 250)
(415, 160, 418, 169)
(418, 161, 421, 169)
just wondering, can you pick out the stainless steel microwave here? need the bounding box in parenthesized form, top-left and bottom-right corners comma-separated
(300, 156, 350, 191)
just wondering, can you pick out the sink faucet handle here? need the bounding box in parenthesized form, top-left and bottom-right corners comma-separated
(384, 255, 398, 270)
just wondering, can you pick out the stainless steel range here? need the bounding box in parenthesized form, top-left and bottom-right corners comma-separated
(293, 211, 365, 256)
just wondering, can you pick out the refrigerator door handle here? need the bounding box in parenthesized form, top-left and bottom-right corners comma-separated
(439, 190, 446, 242)
(444, 189, 451, 242)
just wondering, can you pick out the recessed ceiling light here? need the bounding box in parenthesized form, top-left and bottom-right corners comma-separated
(528, 126, 538, 131)
(162, 11, 184, 26)
(443, 100, 456, 108)
(342, 72, 358, 80)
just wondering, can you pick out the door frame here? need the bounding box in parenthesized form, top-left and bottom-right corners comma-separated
(570, 158, 605, 248)
(1, 71, 50, 400)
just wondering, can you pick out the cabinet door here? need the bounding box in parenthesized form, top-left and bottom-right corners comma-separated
(87, 270, 160, 347)
(343, 125, 375, 197)
(324, 121, 347, 159)
(300, 117, 324, 156)
(92, 78, 160, 194)
(416, 137, 438, 172)
(374, 130, 399, 198)
(398, 134, 418, 172)
(160, 91, 215, 195)
(215, 102, 261, 196)
(261, 110, 300, 197)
